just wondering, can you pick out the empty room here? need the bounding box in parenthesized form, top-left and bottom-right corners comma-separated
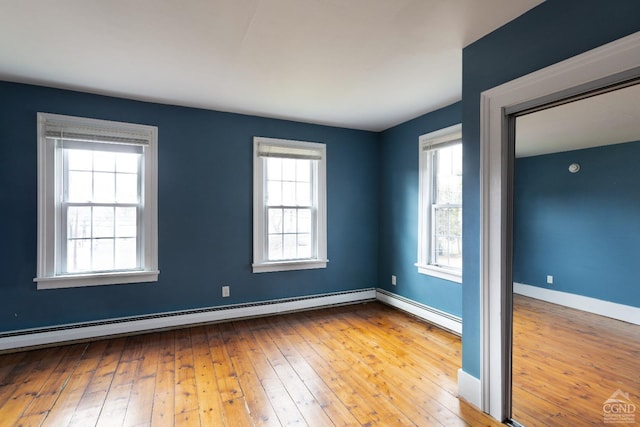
(0, 1, 639, 426)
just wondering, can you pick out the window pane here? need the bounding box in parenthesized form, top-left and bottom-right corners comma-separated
(435, 237, 462, 269)
(434, 206, 462, 269)
(297, 233, 311, 258)
(268, 208, 282, 234)
(436, 175, 462, 204)
(93, 239, 114, 271)
(116, 152, 139, 173)
(94, 172, 115, 202)
(67, 239, 91, 272)
(67, 207, 92, 239)
(434, 208, 446, 236)
(67, 171, 92, 202)
(93, 152, 115, 172)
(296, 159, 310, 182)
(267, 181, 282, 206)
(435, 145, 462, 204)
(268, 235, 283, 260)
(435, 236, 450, 266)
(282, 158, 296, 181)
(283, 234, 297, 259)
(115, 207, 137, 238)
(296, 182, 311, 206)
(93, 207, 114, 238)
(451, 144, 462, 176)
(115, 238, 137, 269)
(67, 149, 92, 171)
(283, 209, 297, 233)
(434, 207, 462, 237)
(266, 158, 282, 181)
(282, 182, 296, 206)
(298, 209, 311, 233)
(116, 173, 138, 203)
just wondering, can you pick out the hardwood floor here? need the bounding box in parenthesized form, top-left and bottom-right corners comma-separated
(512, 294, 640, 427)
(0, 302, 501, 427)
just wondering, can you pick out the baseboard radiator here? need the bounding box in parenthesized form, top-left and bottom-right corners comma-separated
(376, 288, 462, 335)
(0, 288, 377, 352)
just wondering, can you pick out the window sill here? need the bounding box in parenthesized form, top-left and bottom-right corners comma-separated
(252, 259, 328, 273)
(34, 270, 160, 290)
(415, 263, 462, 283)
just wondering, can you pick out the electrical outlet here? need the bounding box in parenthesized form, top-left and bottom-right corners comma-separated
(222, 286, 230, 297)
(391, 275, 397, 286)
(546, 275, 553, 285)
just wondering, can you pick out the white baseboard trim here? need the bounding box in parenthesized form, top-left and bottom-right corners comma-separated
(514, 282, 640, 326)
(0, 288, 377, 351)
(375, 288, 462, 335)
(458, 368, 482, 409)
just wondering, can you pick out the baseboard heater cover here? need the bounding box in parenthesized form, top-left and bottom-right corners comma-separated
(376, 288, 462, 335)
(0, 288, 377, 351)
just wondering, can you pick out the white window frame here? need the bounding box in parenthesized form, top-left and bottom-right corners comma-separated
(416, 123, 462, 283)
(252, 136, 327, 273)
(35, 113, 159, 289)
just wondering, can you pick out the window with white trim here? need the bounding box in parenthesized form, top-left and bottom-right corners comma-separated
(35, 113, 159, 289)
(253, 137, 327, 273)
(416, 124, 462, 283)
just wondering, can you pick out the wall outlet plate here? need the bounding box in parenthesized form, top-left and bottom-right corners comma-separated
(222, 286, 230, 297)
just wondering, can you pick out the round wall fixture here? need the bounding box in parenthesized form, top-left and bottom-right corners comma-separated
(568, 163, 580, 173)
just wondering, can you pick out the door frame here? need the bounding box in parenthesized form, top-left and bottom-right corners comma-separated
(478, 31, 640, 421)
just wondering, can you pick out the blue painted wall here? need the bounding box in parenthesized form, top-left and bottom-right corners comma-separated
(514, 142, 640, 308)
(462, 0, 640, 378)
(0, 81, 380, 332)
(378, 102, 462, 316)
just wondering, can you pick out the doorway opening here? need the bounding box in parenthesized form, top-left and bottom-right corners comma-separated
(509, 80, 640, 426)
(478, 31, 640, 422)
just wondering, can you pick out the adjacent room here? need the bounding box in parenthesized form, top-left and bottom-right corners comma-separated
(511, 83, 640, 425)
(0, 1, 638, 425)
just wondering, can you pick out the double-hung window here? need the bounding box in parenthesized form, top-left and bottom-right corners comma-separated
(35, 113, 159, 289)
(417, 124, 462, 282)
(253, 137, 327, 273)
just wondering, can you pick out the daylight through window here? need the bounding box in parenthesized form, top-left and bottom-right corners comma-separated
(64, 144, 141, 273)
(417, 124, 462, 282)
(265, 157, 314, 261)
(35, 113, 158, 289)
(253, 137, 327, 273)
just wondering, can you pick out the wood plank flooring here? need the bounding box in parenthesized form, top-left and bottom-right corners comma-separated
(0, 302, 502, 427)
(512, 294, 640, 427)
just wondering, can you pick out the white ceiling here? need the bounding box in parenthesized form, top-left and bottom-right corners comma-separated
(0, 0, 543, 131)
(516, 83, 640, 158)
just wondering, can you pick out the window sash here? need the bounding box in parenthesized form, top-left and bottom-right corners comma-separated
(263, 157, 318, 262)
(61, 143, 143, 204)
(427, 147, 462, 270)
(60, 203, 142, 274)
(265, 206, 317, 261)
(58, 143, 144, 275)
(417, 124, 462, 281)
